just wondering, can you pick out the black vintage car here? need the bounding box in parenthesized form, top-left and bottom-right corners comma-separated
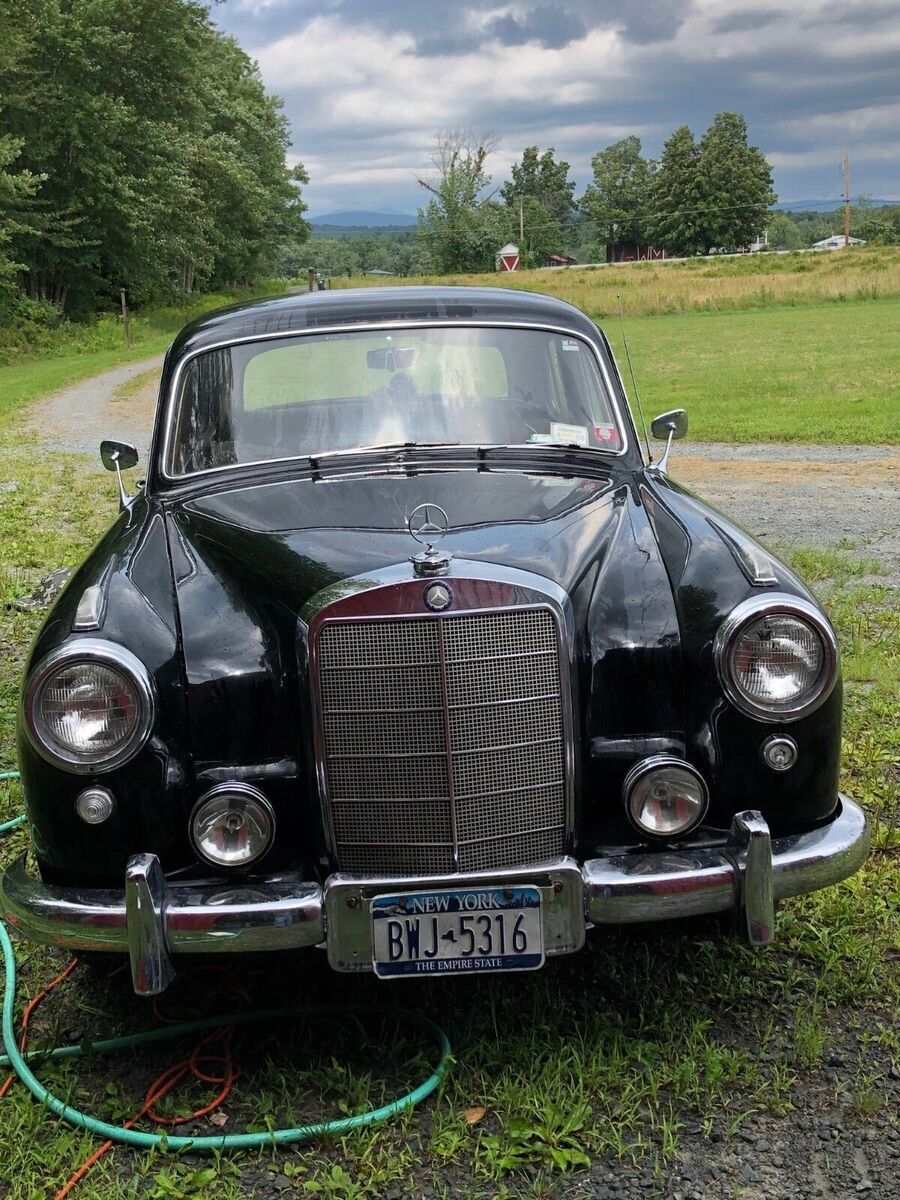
(1, 287, 869, 993)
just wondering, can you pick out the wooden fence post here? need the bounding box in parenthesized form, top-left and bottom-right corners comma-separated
(120, 289, 132, 348)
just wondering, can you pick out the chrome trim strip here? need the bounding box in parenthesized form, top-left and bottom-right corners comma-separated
(158, 319, 631, 482)
(713, 593, 840, 723)
(21, 638, 156, 774)
(707, 517, 778, 587)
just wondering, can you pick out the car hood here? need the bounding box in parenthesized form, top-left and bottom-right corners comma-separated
(165, 466, 683, 784)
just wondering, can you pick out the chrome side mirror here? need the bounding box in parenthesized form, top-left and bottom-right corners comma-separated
(100, 439, 139, 510)
(649, 409, 688, 472)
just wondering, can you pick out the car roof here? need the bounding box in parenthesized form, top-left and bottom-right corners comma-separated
(168, 285, 602, 360)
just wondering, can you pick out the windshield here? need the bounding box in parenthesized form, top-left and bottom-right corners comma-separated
(167, 326, 624, 476)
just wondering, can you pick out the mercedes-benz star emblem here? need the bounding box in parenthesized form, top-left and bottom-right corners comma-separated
(407, 503, 449, 547)
(423, 582, 453, 611)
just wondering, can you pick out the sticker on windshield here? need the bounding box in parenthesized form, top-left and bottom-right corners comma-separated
(594, 423, 620, 447)
(560, 338, 581, 352)
(550, 422, 589, 447)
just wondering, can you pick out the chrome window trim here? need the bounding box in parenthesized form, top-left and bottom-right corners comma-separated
(158, 319, 632, 483)
(622, 755, 710, 840)
(713, 594, 839, 723)
(300, 559, 576, 868)
(22, 639, 156, 773)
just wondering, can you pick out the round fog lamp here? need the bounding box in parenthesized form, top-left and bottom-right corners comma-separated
(190, 784, 275, 869)
(624, 757, 709, 839)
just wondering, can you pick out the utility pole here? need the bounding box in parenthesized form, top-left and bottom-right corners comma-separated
(843, 150, 851, 248)
(519, 198, 524, 244)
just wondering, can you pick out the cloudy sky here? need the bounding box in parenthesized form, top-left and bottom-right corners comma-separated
(211, 0, 900, 216)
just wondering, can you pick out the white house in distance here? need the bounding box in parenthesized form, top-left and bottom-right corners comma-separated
(812, 235, 866, 250)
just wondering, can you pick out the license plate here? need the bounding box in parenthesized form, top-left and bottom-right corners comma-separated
(370, 886, 544, 978)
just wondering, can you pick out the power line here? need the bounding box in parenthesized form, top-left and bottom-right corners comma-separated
(417, 199, 780, 238)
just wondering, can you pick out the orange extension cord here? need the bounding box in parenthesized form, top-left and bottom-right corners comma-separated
(3, 960, 246, 1199)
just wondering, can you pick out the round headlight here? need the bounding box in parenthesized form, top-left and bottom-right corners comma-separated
(190, 784, 275, 869)
(624, 756, 709, 839)
(715, 595, 838, 722)
(24, 641, 154, 772)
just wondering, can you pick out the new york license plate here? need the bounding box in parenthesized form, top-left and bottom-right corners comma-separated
(370, 886, 544, 978)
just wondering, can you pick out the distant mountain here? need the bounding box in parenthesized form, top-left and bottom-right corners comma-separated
(310, 210, 417, 227)
(774, 198, 896, 213)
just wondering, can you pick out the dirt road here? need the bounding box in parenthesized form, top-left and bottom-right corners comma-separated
(27, 358, 900, 582)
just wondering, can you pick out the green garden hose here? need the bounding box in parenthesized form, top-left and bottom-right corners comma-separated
(0, 767, 452, 1151)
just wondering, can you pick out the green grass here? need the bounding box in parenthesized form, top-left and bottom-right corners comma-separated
(608, 298, 900, 443)
(338, 244, 900, 318)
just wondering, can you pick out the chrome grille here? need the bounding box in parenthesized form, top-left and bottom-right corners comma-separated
(315, 606, 568, 874)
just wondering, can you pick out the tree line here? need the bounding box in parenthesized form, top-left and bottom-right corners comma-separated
(416, 115, 776, 273)
(0, 0, 308, 325)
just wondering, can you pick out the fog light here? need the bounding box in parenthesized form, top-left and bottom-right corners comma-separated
(624, 756, 709, 839)
(75, 786, 115, 825)
(190, 784, 275, 869)
(761, 735, 798, 772)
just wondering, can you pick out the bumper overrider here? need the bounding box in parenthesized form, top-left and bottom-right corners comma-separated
(0, 798, 869, 995)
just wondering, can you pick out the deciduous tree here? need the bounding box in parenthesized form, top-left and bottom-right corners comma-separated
(581, 136, 653, 254)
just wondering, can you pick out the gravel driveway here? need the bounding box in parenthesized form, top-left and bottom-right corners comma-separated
(26, 358, 900, 584)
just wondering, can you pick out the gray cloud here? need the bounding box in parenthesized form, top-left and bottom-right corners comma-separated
(485, 6, 587, 49)
(212, 0, 900, 213)
(711, 9, 786, 34)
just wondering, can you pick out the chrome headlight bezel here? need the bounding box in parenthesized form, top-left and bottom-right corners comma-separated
(623, 755, 710, 839)
(22, 639, 155, 773)
(714, 594, 839, 723)
(189, 783, 276, 869)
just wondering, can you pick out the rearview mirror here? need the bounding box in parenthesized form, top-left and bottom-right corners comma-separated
(650, 409, 688, 441)
(100, 439, 139, 510)
(367, 347, 417, 371)
(100, 439, 139, 472)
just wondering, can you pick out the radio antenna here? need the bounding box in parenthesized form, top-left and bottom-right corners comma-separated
(616, 293, 652, 463)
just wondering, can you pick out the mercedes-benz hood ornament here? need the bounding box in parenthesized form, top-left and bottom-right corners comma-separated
(408, 503, 452, 577)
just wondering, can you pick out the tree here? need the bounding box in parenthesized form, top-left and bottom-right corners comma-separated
(693, 112, 775, 253)
(417, 129, 502, 273)
(0, 0, 308, 314)
(766, 212, 803, 251)
(644, 126, 703, 256)
(581, 136, 653, 254)
(0, 131, 40, 318)
(498, 147, 576, 264)
(500, 146, 576, 226)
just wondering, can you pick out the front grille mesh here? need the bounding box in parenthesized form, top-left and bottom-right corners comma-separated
(315, 607, 567, 874)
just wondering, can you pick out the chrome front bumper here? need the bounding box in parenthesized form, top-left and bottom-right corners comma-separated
(0, 798, 869, 995)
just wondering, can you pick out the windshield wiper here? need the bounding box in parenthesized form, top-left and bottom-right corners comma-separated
(309, 441, 461, 464)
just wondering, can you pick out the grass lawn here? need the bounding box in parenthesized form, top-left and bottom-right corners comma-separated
(339, 245, 900, 319)
(610, 298, 900, 444)
(0, 408, 897, 1196)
